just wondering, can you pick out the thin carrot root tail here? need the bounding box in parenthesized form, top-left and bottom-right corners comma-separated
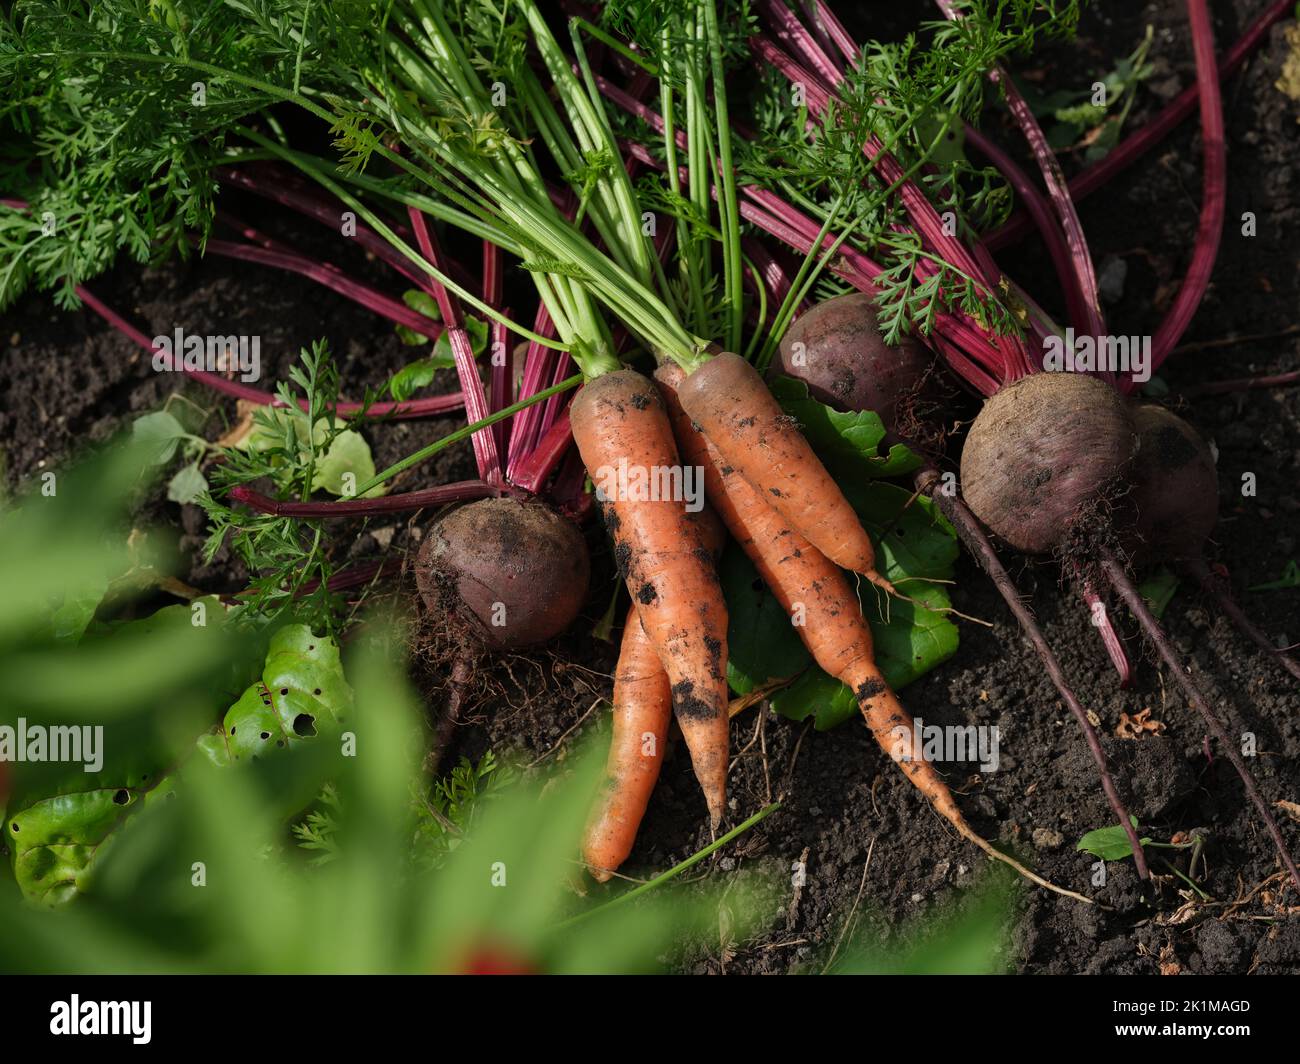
(698, 777, 726, 831)
(865, 569, 897, 597)
(856, 677, 1095, 905)
(585, 863, 614, 885)
(952, 821, 1096, 905)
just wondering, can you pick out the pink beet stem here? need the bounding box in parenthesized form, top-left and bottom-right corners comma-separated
(76, 284, 463, 419)
(482, 239, 513, 462)
(986, 0, 1290, 252)
(202, 235, 445, 341)
(1143, 0, 1227, 387)
(406, 207, 502, 483)
(231, 482, 494, 517)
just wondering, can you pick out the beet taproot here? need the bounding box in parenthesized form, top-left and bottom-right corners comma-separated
(773, 292, 931, 431)
(960, 372, 1136, 554)
(415, 497, 589, 648)
(1129, 404, 1218, 560)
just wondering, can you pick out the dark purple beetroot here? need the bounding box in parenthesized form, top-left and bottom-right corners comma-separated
(773, 292, 931, 430)
(960, 372, 1136, 554)
(415, 497, 590, 648)
(1129, 404, 1219, 560)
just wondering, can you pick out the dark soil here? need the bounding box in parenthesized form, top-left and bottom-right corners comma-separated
(3, 0, 1299, 974)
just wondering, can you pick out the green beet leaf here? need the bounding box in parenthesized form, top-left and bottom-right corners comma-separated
(770, 377, 923, 480)
(1077, 817, 1152, 862)
(722, 543, 811, 696)
(721, 422, 959, 729)
(198, 625, 352, 767)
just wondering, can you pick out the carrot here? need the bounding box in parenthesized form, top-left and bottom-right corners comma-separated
(657, 365, 1092, 903)
(569, 369, 730, 826)
(583, 501, 729, 880)
(583, 604, 674, 882)
(674, 351, 893, 592)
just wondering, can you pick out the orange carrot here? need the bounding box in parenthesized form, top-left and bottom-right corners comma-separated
(583, 504, 729, 881)
(569, 369, 730, 826)
(583, 604, 674, 882)
(674, 351, 892, 592)
(658, 365, 1090, 903)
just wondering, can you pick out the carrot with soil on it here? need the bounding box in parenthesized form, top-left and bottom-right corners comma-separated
(583, 501, 728, 880)
(657, 365, 1090, 902)
(570, 370, 731, 827)
(675, 350, 898, 596)
(583, 604, 675, 882)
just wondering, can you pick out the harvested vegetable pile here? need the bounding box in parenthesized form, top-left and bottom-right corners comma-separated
(1, 0, 1299, 976)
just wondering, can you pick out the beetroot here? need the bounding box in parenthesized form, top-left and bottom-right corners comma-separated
(960, 372, 1136, 554)
(773, 293, 931, 431)
(1129, 404, 1218, 560)
(415, 497, 590, 648)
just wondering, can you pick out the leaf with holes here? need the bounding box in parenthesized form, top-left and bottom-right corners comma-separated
(2, 737, 169, 908)
(197, 625, 352, 767)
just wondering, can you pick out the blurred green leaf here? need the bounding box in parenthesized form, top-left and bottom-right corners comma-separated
(166, 462, 208, 505)
(132, 411, 187, 465)
(829, 873, 1015, 974)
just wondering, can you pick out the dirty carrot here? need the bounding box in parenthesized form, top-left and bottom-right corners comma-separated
(658, 365, 1091, 903)
(569, 369, 731, 827)
(583, 604, 675, 882)
(674, 351, 894, 594)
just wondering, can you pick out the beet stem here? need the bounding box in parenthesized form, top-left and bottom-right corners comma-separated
(1101, 552, 1300, 892)
(935, 0, 1106, 349)
(1077, 571, 1133, 687)
(202, 234, 446, 341)
(1186, 559, 1300, 684)
(231, 481, 495, 517)
(1179, 368, 1300, 397)
(216, 165, 480, 293)
(963, 125, 1091, 339)
(75, 284, 464, 419)
(405, 207, 503, 484)
(985, 0, 1291, 251)
(482, 240, 512, 462)
(1145, 0, 1227, 382)
(916, 469, 1150, 878)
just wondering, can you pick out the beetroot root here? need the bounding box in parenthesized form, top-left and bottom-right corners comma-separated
(415, 497, 590, 648)
(774, 293, 931, 432)
(960, 372, 1136, 554)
